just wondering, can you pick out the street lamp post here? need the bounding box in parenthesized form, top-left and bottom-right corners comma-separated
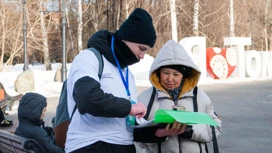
(61, 0, 67, 82)
(22, 0, 29, 71)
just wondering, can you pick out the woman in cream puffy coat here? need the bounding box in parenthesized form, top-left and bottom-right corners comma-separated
(135, 40, 222, 153)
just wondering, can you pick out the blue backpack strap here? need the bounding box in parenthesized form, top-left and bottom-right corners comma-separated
(70, 48, 104, 119)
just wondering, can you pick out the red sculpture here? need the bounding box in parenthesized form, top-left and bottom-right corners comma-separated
(206, 47, 237, 79)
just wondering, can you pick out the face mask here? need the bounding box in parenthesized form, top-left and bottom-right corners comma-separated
(113, 34, 140, 68)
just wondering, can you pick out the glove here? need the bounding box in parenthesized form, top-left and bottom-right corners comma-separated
(179, 125, 193, 139)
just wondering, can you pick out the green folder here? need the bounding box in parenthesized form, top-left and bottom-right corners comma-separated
(154, 109, 219, 126)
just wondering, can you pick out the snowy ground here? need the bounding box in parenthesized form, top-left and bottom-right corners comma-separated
(1, 54, 271, 98)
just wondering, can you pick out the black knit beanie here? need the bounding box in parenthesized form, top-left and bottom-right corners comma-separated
(115, 8, 156, 47)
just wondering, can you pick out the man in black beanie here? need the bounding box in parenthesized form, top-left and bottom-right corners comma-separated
(116, 8, 156, 48)
(65, 8, 156, 153)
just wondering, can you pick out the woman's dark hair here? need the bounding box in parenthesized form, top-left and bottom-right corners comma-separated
(156, 65, 192, 78)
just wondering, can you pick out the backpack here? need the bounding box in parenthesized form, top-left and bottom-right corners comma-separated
(53, 48, 104, 149)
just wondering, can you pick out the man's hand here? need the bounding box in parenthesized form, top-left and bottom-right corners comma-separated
(129, 102, 147, 118)
(155, 121, 186, 137)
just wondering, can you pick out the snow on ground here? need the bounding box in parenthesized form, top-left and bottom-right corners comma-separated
(0, 54, 271, 97)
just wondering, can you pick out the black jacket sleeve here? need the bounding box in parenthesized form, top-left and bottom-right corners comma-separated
(73, 76, 131, 117)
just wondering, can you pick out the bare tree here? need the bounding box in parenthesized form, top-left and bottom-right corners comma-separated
(83, 1, 106, 40)
(229, 0, 234, 37)
(78, 0, 83, 52)
(125, 0, 129, 18)
(40, 1, 51, 70)
(0, 1, 11, 70)
(169, 0, 177, 41)
(27, 0, 59, 70)
(0, 1, 23, 71)
(65, 2, 75, 60)
(264, 0, 270, 51)
(1, 0, 271, 66)
(198, 0, 227, 47)
(193, 0, 199, 36)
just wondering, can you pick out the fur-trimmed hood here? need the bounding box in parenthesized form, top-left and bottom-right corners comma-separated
(149, 40, 201, 96)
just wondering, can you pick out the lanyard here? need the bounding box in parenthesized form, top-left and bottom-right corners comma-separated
(111, 36, 131, 98)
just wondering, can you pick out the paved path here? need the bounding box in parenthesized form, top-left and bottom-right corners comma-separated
(1, 80, 271, 153)
(200, 80, 272, 153)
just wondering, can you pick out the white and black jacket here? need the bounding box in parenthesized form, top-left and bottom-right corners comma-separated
(65, 30, 139, 152)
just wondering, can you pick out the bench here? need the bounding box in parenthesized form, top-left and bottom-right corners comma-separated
(0, 82, 23, 115)
(0, 129, 45, 153)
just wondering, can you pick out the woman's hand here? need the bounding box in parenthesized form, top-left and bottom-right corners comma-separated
(155, 121, 186, 137)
